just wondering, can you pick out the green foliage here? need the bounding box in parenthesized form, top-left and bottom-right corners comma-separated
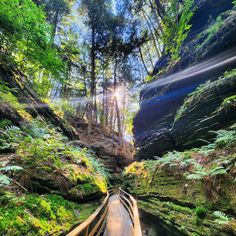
(222, 68, 236, 79)
(12, 119, 108, 193)
(154, 150, 196, 171)
(144, 75, 153, 82)
(195, 207, 207, 218)
(186, 164, 227, 180)
(213, 211, 230, 224)
(0, 164, 23, 186)
(0, 0, 64, 77)
(0, 175, 11, 185)
(215, 129, 236, 147)
(203, 16, 223, 44)
(175, 81, 211, 121)
(0, 82, 22, 110)
(0, 192, 97, 235)
(0, 125, 24, 151)
(0, 166, 23, 172)
(175, 69, 236, 122)
(162, 0, 196, 61)
(221, 94, 236, 111)
(0, 120, 12, 129)
(49, 99, 77, 119)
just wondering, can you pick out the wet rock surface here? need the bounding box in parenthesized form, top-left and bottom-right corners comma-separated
(134, 7, 236, 160)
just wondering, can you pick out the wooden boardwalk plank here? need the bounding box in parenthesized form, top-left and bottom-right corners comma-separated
(104, 194, 133, 236)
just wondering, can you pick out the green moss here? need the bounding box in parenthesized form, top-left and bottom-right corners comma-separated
(195, 207, 207, 219)
(69, 183, 99, 199)
(123, 124, 236, 235)
(0, 192, 98, 235)
(174, 69, 236, 122)
(0, 82, 22, 110)
(195, 10, 236, 51)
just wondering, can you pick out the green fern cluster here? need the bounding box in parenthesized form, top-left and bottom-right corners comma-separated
(0, 164, 23, 186)
(215, 129, 236, 147)
(153, 124, 236, 182)
(213, 211, 231, 224)
(0, 118, 108, 193)
(0, 82, 22, 110)
(0, 125, 24, 151)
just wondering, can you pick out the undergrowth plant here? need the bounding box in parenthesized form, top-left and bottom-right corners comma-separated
(175, 69, 236, 122)
(0, 82, 22, 110)
(0, 164, 23, 186)
(213, 211, 231, 224)
(162, 0, 196, 61)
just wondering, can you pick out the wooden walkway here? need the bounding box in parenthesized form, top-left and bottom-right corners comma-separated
(104, 194, 133, 236)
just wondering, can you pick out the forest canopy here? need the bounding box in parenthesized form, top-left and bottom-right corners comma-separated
(0, 0, 197, 139)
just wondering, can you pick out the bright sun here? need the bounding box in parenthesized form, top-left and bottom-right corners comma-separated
(114, 90, 121, 100)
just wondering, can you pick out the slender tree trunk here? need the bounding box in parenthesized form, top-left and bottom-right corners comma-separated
(142, 10, 161, 58)
(88, 26, 96, 133)
(51, 8, 59, 45)
(154, 0, 166, 21)
(113, 59, 122, 145)
(105, 87, 109, 126)
(138, 45, 151, 76)
(109, 99, 114, 129)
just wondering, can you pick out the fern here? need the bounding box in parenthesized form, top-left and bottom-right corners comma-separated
(0, 166, 23, 171)
(0, 175, 11, 185)
(186, 173, 204, 180)
(209, 166, 227, 176)
(213, 211, 231, 224)
(215, 130, 236, 147)
(0, 165, 23, 185)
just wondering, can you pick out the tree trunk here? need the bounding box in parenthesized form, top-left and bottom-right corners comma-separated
(113, 59, 123, 145)
(142, 9, 161, 58)
(138, 45, 151, 76)
(51, 8, 59, 45)
(88, 25, 96, 133)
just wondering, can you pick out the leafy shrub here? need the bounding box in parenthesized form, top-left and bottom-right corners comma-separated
(0, 126, 23, 151)
(162, 0, 196, 61)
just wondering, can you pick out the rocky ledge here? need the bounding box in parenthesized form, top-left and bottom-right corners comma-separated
(134, 6, 236, 160)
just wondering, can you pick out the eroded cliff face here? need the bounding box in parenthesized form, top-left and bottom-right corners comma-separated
(134, 4, 236, 160)
(124, 123, 236, 235)
(129, 1, 236, 235)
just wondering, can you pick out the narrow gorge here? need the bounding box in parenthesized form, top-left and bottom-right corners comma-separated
(0, 0, 236, 235)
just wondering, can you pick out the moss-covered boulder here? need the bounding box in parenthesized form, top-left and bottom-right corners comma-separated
(0, 191, 99, 236)
(0, 119, 107, 202)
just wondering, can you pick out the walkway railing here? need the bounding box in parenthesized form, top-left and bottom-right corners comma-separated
(67, 191, 109, 236)
(119, 187, 142, 236)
